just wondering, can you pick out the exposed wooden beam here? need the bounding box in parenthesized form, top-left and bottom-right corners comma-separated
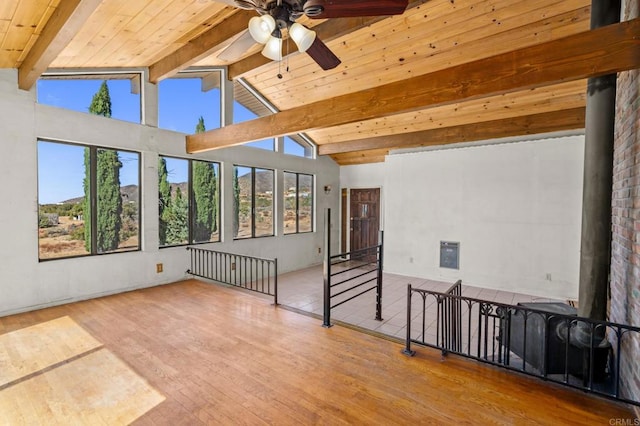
(332, 157, 387, 165)
(330, 149, 389, 165)
(227, 0, 429, 79)
(187, 18, 640, 154)
(318, 107, 586, 155)
(149, 9, 255, 83)
(329, 107, 585, 164)
(18, 0, 102, 90)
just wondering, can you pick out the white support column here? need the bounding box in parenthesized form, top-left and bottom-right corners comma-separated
(141, 68, 158, 128)
(220, 67, 234, 127)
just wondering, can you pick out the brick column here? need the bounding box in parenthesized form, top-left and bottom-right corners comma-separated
(609, 0, 640, 410)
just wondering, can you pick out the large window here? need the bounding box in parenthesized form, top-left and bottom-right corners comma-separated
(37, 140, 140, 260)
(37, 74, 141, 124)
(233, 166, 274, 239)
(284, 135, 315, 158)
(234, 80, 275, 151)
(159, 157, 189, 246)
(284, 172, 313, 234)
(158, 71, 221, 133)
(159, 156, 220, 247)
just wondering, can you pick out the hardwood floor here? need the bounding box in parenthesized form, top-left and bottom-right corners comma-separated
(0, 279, 636, 424)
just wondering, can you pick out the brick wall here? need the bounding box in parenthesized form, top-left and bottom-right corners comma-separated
(609, 0, 640, 411)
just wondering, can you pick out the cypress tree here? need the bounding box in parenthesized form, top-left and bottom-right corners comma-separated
(192, 117, 217, 242)
(83, 148, 91, 251)
(195, 115, 205, 134)
(166, 186, 188, 244)
(85, 81, 122, 252)
(96, 149, 123, 252)
(89, 81, 112, 117)
(158, 157, 172, 245)
(233, 166, 240, 238)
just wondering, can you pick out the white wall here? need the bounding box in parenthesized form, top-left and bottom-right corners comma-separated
(341, 137, 584, 300)
(340, 162, 385, 188)
(0, 69, 340, 316)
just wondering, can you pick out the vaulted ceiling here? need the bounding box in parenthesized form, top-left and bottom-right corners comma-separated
(1, 0, 639, 164)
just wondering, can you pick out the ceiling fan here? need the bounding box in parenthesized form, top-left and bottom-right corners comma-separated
(217, 0, 409, 70)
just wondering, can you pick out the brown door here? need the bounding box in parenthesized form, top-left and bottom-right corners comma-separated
(350, 188, 380, 260)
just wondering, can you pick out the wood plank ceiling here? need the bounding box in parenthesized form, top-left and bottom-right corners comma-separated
(1, 0, 636, 165)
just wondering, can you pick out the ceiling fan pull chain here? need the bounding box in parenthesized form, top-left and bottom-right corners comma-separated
(286, 36, 290, 73)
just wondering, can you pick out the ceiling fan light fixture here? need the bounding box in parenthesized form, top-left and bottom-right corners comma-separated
(262, 35, 283, 61)
(248, 15, 276, 44)
(289, 23, 316, 52)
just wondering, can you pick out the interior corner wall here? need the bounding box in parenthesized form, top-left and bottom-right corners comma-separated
(0, 69, 340, 316)
(609, 0, 640, 407)
(341, 136, 585, 300)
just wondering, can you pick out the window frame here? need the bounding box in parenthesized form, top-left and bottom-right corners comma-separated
(233, 165, 275, 240)
(37, 71, 144, 124)
(284, 171, 314, 235)
(37, 139, 142, 261)
(283, 135, 316, 159)
(157, 69, 224, 134)
(158, 155, 221, 248)
(233, 78, 277, 151)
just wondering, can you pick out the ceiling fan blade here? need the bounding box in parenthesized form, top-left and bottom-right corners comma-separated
(303, 0, 409, 18)
(213, 0, 256, 8)
(218, 30, 259, 61)
(211, 0, 240, 6)
(305, 37, 341, 70)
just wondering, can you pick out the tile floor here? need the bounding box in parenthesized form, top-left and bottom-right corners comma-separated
(276, 264, 564, 342)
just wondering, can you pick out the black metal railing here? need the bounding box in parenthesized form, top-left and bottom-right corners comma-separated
(441, 280, 462, 352)
(402, 284, 640, 407)
(322, 208, 383, 327)
(187, 246, 278, 304)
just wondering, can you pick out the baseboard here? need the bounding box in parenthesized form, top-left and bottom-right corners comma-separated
(0, 278, 181, 318)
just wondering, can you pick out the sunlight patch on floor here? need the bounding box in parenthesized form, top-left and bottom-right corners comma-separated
(0, 316, 101, 387)
(0, 317, 165, 424)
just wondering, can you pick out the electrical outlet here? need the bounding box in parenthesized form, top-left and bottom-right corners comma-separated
(545, 273, 552, 281)
(231, 262, 236, 271)
(156, 263, 163, 273)
(317, 247, 322, 254)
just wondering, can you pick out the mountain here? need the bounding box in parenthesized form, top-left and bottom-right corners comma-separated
(61, 184, 139, 204)
(238, 170, 272, 194)
(238, 170, 312, 194)
(169, 182, 188, 197)
(283, 173, 313, 193)
(57, 171, 312, 204)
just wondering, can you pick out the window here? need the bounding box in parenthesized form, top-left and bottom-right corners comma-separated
(158, 71, 222, 133)
(159, 156, 220, 247)
(37, 140, 140, 260)
(159, 157, 189, 246)
(192, 160, 221, 243)
(37, 74, 141, 124)
(234, 80, 275, 151)
(233, 166, 274, 239)
(284, 135, 315, 158)
(284, 172, 314, 234)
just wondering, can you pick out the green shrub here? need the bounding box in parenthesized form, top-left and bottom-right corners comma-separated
(69, 224, 85, 241)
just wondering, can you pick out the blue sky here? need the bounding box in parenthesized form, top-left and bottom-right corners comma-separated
(158, 78, 220, 132)
(37, 79, 141, 123)
(37, 141, 141, 204)
(163, 157, 189, 185)
(37, 77, 271, 203)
